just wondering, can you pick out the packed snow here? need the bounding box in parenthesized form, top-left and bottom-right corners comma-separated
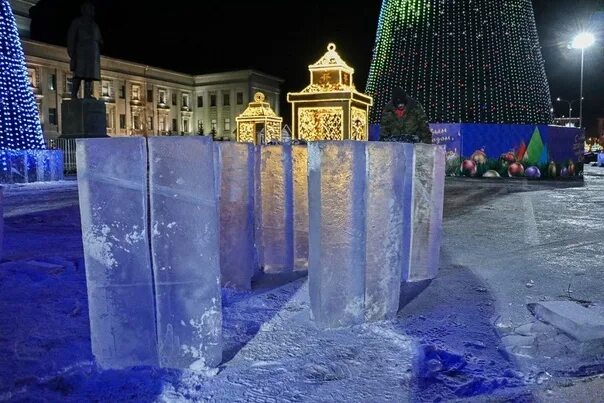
(2, 167, 604, 401)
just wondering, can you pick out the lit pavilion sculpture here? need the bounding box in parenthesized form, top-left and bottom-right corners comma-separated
(236, 92, 283, 145)
(287, 43, 373, 141)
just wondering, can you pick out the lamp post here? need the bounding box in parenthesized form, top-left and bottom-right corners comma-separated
(571, 32, 595, 128)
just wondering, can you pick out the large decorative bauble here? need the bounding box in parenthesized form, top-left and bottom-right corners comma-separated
(567, 161, 576, 176)
(461, 159, 477, 176)
(525, 166, 541, 178)
(548, 161, 557, 177)
(560, 167, 569, 177)
(471, 149, 487, 164)
(483, 170, 501, 178)
(508, 162, 524, 177)
(502, 151, 516, 163)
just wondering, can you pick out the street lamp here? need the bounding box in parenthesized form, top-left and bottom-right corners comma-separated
(571, 32, 595, 128)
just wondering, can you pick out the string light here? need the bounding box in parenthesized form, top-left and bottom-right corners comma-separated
(0, 0, 46, 153)
(366, 0, 553, 125)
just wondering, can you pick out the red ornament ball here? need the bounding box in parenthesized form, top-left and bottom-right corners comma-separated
(502, 151, 516, 163)
(508, 162, 524, 177)
(461, 159, 477, 176)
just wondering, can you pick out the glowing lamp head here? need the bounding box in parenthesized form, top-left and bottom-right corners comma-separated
(571, 32, 595, 50)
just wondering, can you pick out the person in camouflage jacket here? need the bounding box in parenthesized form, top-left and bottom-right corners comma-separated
(380, 87, 432, 143)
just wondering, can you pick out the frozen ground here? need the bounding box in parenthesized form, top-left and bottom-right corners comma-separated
(1, 168, 604, 402)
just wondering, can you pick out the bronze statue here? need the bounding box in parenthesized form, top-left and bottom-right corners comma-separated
(67, 2, 102, 99)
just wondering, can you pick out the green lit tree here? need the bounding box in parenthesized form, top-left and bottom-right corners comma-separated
(366, 0, 553, 125)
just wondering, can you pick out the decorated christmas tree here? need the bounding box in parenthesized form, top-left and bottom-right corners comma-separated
(366, 0, 553, 125)
(0, 0, 45, 150)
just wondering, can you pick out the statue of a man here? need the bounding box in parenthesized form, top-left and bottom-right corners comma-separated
(67, 2, 102, 99)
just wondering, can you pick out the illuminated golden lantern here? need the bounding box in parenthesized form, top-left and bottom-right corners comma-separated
(287, 43, 373, 141)
(236, 92, 283, 145)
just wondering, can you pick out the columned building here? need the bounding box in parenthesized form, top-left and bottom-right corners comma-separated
(24, 40, 282, 141)
(10, 1, 283, 142)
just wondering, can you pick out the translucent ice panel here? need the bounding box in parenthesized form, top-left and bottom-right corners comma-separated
(308, 141, 366, 328)
(148, 136, 222, 369)
(76, 137, 158, 369)
(257, 145, 294, 272)
(215, 142, 256, 289)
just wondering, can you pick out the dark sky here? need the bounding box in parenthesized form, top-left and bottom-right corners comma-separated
(30, 0, 604, 134)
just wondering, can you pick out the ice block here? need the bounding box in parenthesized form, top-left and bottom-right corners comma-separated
(308, 141, 366, 328)
(76, 137, 158, 369)
(405, 144, 445, 281)
(148, 136, 222, 369)
(364, 142, 408, 321)
(257, 145, 294, 272)
(215, 142, 256, 289)
(292, 145, 309, 268)
(253, 145, 263, 277)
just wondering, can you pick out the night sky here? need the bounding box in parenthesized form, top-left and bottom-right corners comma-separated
(29, 0, 604, 134)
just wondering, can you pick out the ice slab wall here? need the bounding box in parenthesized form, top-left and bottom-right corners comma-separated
(215, 142, 256, 289)
(77, 137, 223, 370)
(0, 149, 64, 184)
(148, 136, 222, 369)
(76, 137, 158, 368)
(404, 144, 445, 282)
(292, 145, 309, 268)
(365, 142, 409, 321)
(257, 145, 294, 272)
(307, 142, 445, 328)
(308, 141, 367, 328)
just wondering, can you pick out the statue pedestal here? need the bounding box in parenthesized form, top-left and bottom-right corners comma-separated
(60, 98, 108, 138)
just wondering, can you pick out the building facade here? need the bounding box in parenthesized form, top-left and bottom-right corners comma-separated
(11, 0, 282, 141)
(23, 40, 282, 141)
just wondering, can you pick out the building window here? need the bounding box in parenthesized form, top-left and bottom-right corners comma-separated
(101, 80, 113, 98)
(159, 116, 166, 132)
(223, 93, 230, 106)
(211, 119, 217, 132)
(119, 114, 126, 129)
(182, 94, 190, 108)
(49, 74, 56, 91)
(48, 108, 57, 125)
(147, 89, 153, 103)
(224, 118, 231, 131)
(210, 94, 216, 107)
(27, 68, 36, 88)
(159, 89, 167, 104)
(183, 119, 189, 133)
(237, 92, 243, 105)
(106, 107, 115, 129)
(172, 118, 177, 132)
(119, 85, 125, 99)
(131, 84, 141, 101)
(172, 93, 177, 106)
(66, 77, 73, 95)
(133, 114, 142, 131)
(197, 95, 203, 108)
(147, 116, 153, 131)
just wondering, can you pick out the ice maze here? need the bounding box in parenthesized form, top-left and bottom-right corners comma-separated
(77, 138, 445, 369)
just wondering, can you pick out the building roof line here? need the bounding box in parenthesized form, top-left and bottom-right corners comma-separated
(22, 39, 284, 84)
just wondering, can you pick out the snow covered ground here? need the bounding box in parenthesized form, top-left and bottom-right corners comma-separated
(1, 168, 604, 402)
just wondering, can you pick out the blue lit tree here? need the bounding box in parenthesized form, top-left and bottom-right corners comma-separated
(366, 0, 553, 125)
(0, 0, 45, 150)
